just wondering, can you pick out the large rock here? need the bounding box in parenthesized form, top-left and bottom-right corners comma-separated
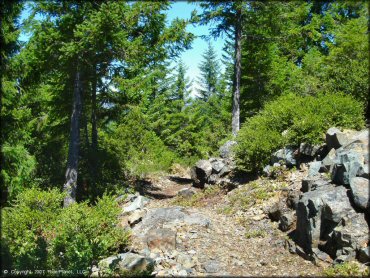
(191, 160, 212, 188)
(219, 140, 237, 159)
(191, 157, 233, 187)
(98, 252, 154, 274)
(296, 182, 369, 262)
(296, 184, 353, 253)
(271, 147, 297, 168)
(349, 177, 370, 211)
(326, 127, 368, 151)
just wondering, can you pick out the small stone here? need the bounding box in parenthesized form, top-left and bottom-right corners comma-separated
(122, 195, 149, 215)
(177, 188, 196, 198)
(178, 269, 188, 276)
(169, 250, 179, 259)
(203, 260, 219, 273)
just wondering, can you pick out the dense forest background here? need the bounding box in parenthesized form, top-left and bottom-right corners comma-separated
(2, 1, 368, 203)
(1, 0, 368, 273)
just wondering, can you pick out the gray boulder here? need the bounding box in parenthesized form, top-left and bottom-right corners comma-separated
(296, 184, 353, 253)
(219, 140, 237, 159)
(271, 147, 297, 168)
(190, 159, 212, 188)
(357, 247, 370, 263)
(296, 183, 369, 262)
(349, 177, 370, 211)
(98, 252, 154, 274)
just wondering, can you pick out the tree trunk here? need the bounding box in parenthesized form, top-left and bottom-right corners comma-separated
(232, 6, 242, 136)
(63, 69, 82, 207)
(91, 65, 98, 151)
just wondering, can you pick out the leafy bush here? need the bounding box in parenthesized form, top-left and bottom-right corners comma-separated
(235, 92, 365, 172)
(323, 261, 369, 277)
(1, 188, 129, 272)
(1, 187, 64, 270)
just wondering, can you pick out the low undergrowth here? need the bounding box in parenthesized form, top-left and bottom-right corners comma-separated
(172, 185, 224, 207)
(220, 179, 288, 215)
(1, 187, 130, 273)
(323, 261, 369, 277)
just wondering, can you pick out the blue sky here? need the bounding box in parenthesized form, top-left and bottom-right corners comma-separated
(19, 1, 226, 94)
(166, 1, 225, 90)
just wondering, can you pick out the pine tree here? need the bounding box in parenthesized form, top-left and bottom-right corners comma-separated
(173, 59, 192, 103)
(15, 1, 194, 204)
(196, 42, 220, 101)
(192, 1, 246, 135)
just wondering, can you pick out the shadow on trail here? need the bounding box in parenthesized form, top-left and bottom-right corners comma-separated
(168, 176, 193, 184)
(133, 180, 173, 200)
(133, 176, 190, 200)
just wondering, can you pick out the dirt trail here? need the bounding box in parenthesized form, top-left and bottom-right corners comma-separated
(128, 172, 328, 276)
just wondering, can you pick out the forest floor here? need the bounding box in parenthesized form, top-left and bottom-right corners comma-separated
(122, 167, 331, 276)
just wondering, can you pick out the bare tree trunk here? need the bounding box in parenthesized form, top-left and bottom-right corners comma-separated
(232, 6, 242, 136)
(91, 65, 98, 151)
(63, 69, 82, 207)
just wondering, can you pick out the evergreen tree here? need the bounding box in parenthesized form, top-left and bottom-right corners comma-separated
(192, 1, 246, 135)
(173, 59, 192, 103)
(196, 42, 220, 101)
(10, 1, 194, 204)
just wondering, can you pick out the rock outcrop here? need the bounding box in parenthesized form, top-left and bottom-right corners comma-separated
(190, 157, 234, 188)
(294, 127, 369, 264)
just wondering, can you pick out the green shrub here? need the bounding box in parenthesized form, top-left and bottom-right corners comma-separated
(235, 92, 365, 172)
(1, 187, 65, 270)
(1, 188, 130, 273)
(323, 261, 369, 277)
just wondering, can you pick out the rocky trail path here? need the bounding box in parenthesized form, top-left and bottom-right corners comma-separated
(120, 171, 328, 277)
